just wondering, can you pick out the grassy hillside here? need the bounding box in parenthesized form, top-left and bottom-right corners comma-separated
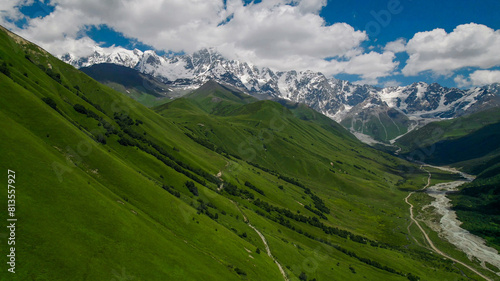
(155, 81, 496, 279)
(341, 108, 412, 143)
(0, 25, 495, 280)
(394, 107, 500, 179)
(395, 107, 500, 157)
(0, 26, 281, 281)
(403, 121, 500, 170)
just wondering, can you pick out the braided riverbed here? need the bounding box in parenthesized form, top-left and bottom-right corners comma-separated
(424, 166, 500, 277)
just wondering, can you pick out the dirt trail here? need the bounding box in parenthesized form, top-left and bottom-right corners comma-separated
(404, 166, 493, 281)
(248, 224, 289, 281)
(404, 167, 431, 243)
(231, 201, 289, 281)
(216, 161, 230, 191)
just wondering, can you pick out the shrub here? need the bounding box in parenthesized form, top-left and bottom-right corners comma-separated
(185, 181, 198, 196)
(234, 268, 246, 276)
(161, 185, 181, 198)
(74, 103, 100, 120)
(42, 97, 57, 110)
(349, 265, 356, 274)
(45, 68, 62, 83)
(0, 62, 10, 77)
(245, 181, 265, 195)
(73, 104, 88, 115)
(94, 134, 107, 144)
(407, 273, 420, 281)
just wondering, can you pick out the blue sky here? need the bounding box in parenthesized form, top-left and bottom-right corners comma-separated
(319, 0, 500, 86)
(2, 0, 500, 88)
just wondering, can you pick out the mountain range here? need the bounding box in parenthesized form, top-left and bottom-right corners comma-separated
(2, 24, 500, 281)
(62, 48, 500, 143)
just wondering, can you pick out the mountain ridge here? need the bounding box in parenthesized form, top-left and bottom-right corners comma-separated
(62, 47, 500, 143)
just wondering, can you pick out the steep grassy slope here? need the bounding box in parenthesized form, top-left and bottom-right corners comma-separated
(399, 121, 500, 171)
(0, 26, 282, 281)
(396, 107, 500, 159)
(276, 99, 355, 140)
(183, 80, 258, 114)
(341, 107, 412, 143)
(0, 26, 494, 280)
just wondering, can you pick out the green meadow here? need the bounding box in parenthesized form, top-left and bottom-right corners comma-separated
(0, 26, 496, 280)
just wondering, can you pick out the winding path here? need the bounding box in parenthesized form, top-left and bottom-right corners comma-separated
(404, 167, 492, 281)
(216, 161, 230, 192)
(404, 167, 431, 242)
(248, 223, 289, 281)
(231, 201, 289, 281)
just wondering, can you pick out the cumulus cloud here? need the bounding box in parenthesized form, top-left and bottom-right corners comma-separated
(6, 0, 364, 58)
(294, 0, 327, 14)
(469, 70, 500, 85)
(383, 80, 401, 87)
(40, 36, 104, 58)
(402, 23, 500, 76)
(454, 70, 500, 87)
(219, 3, 366, 60)
(17, 6, 95, 42)
(453, 75, 471, 88)
(384, 38, 406, 53)
(3, 1, 500, 87)
(341, 51, 398, 83)
(0, 0, 401, 83)
(0, 0, 33, 29)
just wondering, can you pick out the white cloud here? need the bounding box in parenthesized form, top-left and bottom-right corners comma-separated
(4, 1, 500, 87)
(17, 6, 96, 42)
(383, 80, 401, 87)
(4, 0, 226, 53)
(10, 0, 347, 58)
(219, 3, 366, 60)
(40, 36, 102, 58)
(384, 38, 406, 53)
(212, 2, 374, 77)
(453, 75, 471, 88)
(402, 23, 500, 76)
(1, 0, 401, 84)
(294, 0, 327, 14)
(0, 0, 33, 29)
(469, 70, 500, 85)
(455, 70, 500, 87)
(341, 51, 398, 81)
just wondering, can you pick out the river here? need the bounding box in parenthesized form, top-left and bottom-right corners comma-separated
(424, 166, 500, 276)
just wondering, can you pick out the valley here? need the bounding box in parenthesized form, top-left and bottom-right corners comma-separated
(0, 24, 499, 281)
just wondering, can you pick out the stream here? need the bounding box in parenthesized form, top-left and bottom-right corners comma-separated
(424, 167, 500, 276)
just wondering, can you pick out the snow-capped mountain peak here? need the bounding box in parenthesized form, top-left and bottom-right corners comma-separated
(61, 48, 500, 143)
